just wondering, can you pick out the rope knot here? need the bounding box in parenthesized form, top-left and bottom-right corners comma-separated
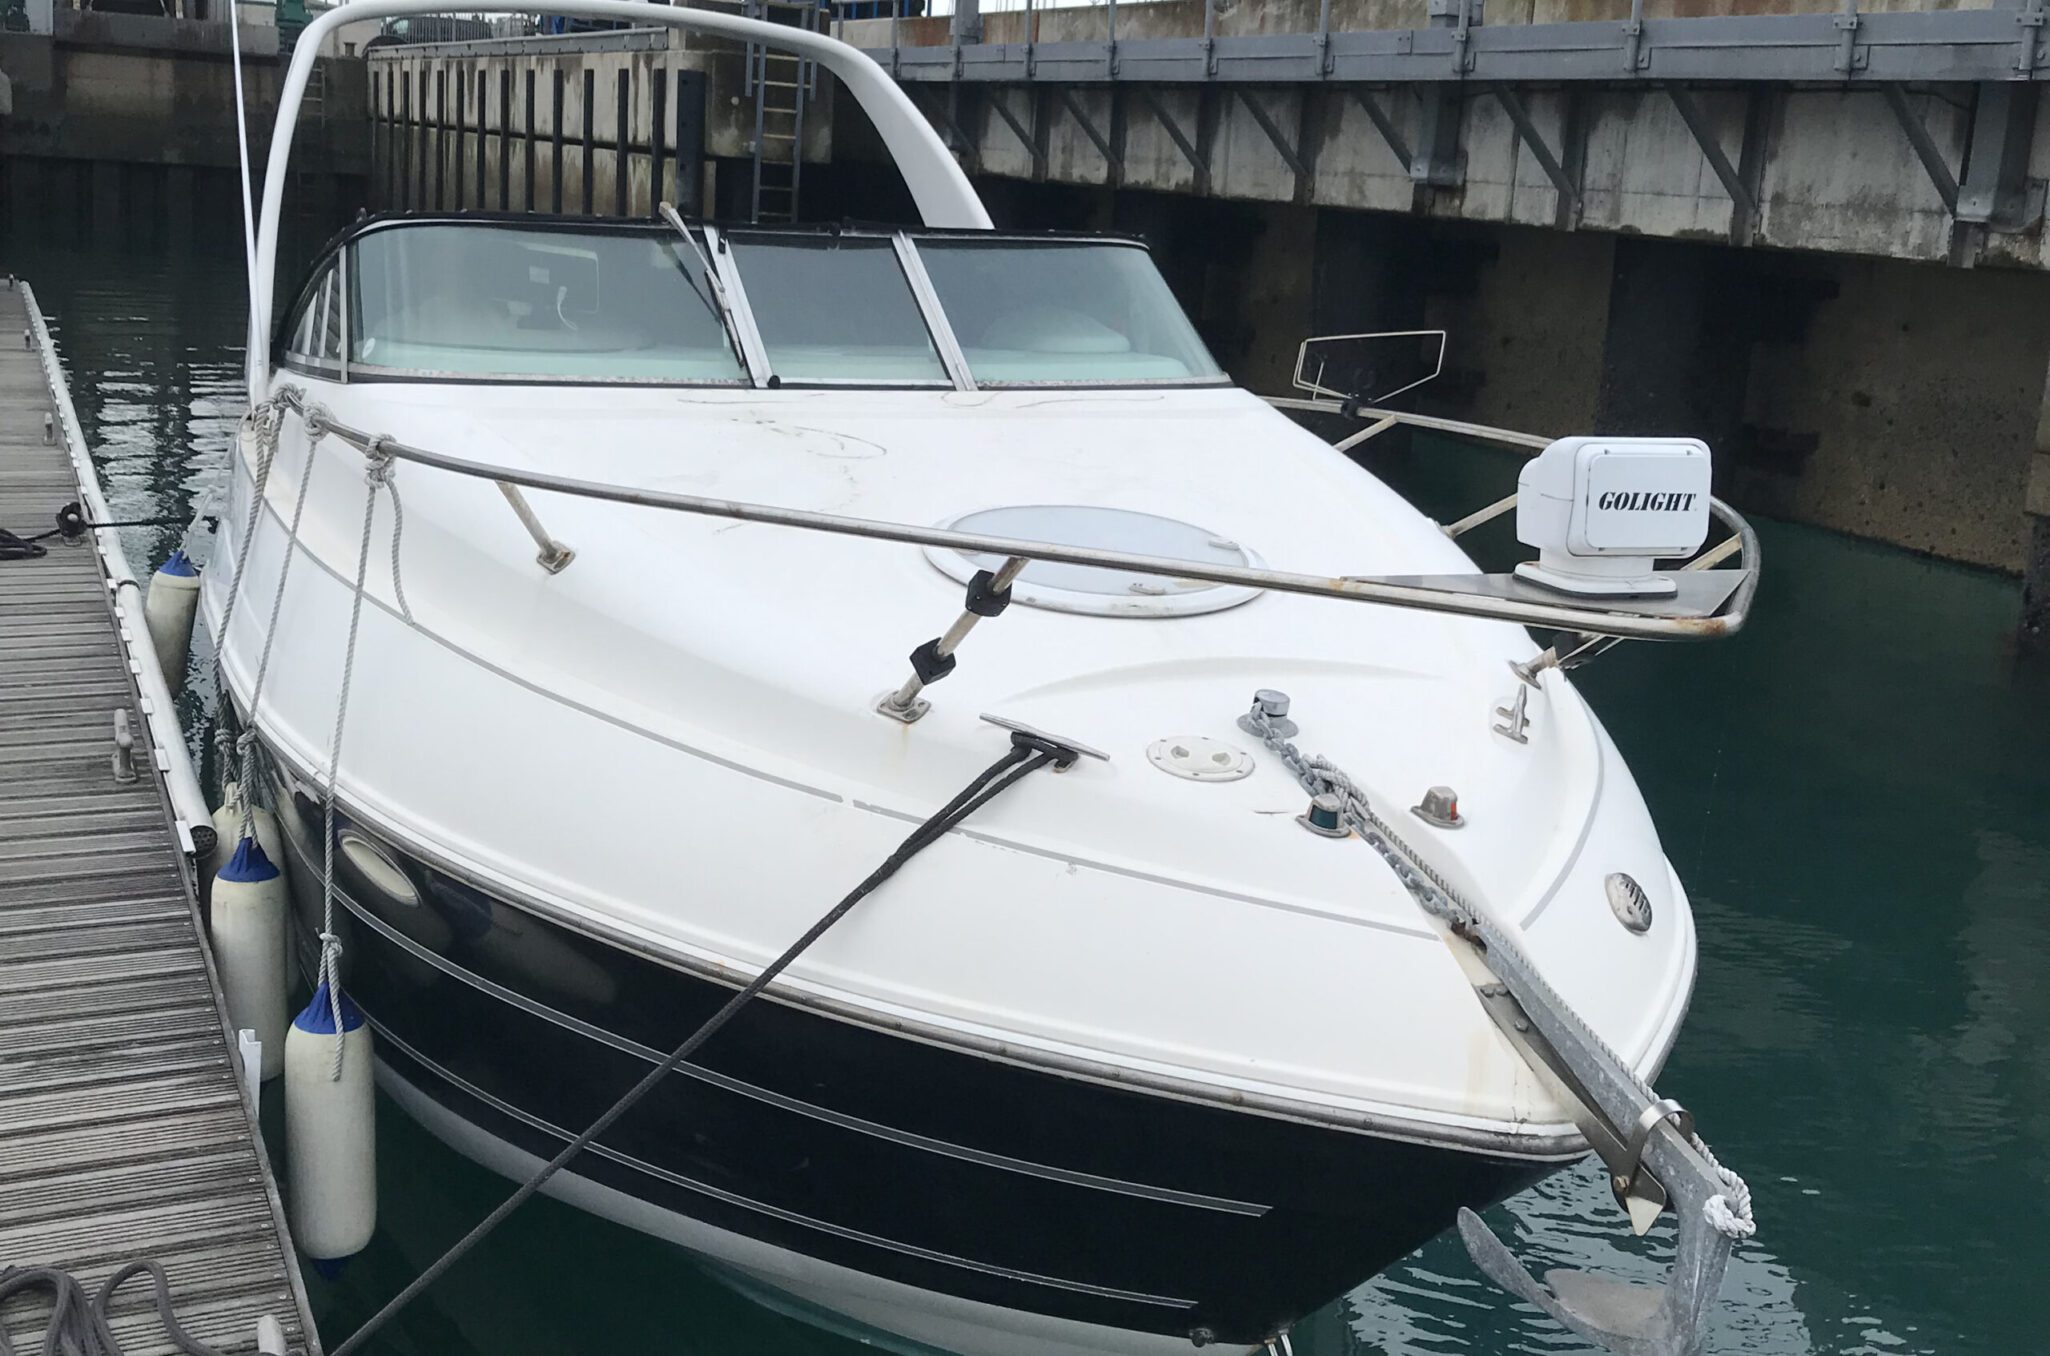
(364, 437, 398, 487)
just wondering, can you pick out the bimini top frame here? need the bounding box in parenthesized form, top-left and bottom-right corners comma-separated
(252, 0, 991, 403)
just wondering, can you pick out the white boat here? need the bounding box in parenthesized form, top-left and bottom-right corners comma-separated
(204, 6, 1760, 1354)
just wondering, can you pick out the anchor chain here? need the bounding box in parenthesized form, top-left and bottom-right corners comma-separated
(1237, 696, 1753, 1246)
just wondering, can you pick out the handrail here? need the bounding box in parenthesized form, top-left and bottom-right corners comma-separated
(272, 388, 1755, 642)
(251, 0, 991, 403)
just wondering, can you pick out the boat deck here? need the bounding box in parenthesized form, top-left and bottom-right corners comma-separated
(0, 281, 321, 1355)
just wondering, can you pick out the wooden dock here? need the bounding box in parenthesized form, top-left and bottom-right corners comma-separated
(0, 281, 321, 1355)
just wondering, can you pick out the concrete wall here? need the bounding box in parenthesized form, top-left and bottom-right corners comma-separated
(967, 179, 2048, 575)
(847, 4, 2050, 273)
(1435, 226, 2050, 572)
(1736, 255, 2050, 569)
(0, 26, 365, 176)
(365, 35, 834, 217)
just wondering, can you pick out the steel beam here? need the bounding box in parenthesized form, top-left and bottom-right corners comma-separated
(1235, 87, 1310, 183)
(1956, 81, 2042, 230)
(986, 87, 1046, 179)
(1351, 88, 1413, 173)
(1666, 85, 1757, 235)
(1881, 84, 1959, 215)
(1491, 85, 1577, 208)
(1412, 84, 1464, 188)
(864, 9, 2050, 86)
(1136, 86, 1209, 191)
(1056, 86, 1122, 180)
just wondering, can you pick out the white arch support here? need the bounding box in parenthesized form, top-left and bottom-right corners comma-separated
(252, 0, 992, 401)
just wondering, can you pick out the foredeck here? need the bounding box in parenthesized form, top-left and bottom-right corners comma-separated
(0, 281, 321, 1355)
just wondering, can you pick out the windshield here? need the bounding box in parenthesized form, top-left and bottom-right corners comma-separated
(293, 222, 1224, 389)
(347, 224, 746, 381)
(915, 240, 1222, 384)
(727, 234, 948, 384)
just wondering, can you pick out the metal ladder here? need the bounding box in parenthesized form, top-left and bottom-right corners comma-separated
(745, 0, 821, 223)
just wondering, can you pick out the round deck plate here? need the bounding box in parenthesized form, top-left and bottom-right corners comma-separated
(1146, 736, 1254, 783)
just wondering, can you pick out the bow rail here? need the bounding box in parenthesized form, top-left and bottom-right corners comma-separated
(268, 388, 1758, 645)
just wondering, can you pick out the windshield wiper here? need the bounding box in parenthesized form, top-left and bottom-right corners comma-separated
(659, 201, 750, 380)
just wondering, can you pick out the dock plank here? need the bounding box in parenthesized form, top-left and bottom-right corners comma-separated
(0, 283, 321, 1356)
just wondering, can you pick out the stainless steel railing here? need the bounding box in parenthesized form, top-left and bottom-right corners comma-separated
(271, 386, 1758, 644)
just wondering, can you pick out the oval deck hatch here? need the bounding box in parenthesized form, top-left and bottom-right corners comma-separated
(924, 505, 1262, 617)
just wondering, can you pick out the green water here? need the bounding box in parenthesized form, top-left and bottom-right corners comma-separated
(6, 218, 2045, 1356)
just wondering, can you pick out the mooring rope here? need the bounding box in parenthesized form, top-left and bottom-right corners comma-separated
(311, 443, 400, 1080)
(0, 1261, 223, 1356)
(204, 401, 287, 824)
(329, 732, 1077, 1356)
(0, 504, 205, 562)
(233, 412, 324, 845)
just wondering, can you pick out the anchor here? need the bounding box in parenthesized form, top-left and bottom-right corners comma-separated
(1461, 971, 1747, 1356)
(1239, 692, 1755, 1356)
(1451, 927, 1753, 1356)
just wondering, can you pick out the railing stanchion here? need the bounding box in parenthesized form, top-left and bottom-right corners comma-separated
(495, 482, 575, 573)
(876, 555, 1027, 723)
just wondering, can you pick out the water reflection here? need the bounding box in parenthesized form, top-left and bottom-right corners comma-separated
(5, 210, 2044, 1356)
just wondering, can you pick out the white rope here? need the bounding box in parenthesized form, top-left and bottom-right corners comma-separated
(315, 441, 397, 1080)
(234, 418, 326, 843)
(206, 402, 285, 834)
(1693, 1133, 1757, 1240)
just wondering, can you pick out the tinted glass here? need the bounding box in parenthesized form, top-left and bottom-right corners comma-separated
(347, 224, 745, 381)
(727, 236, 947, 383)
(915, 241, 1223, 385)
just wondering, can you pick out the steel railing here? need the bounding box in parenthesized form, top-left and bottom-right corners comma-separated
(270, 386, 1758, 644)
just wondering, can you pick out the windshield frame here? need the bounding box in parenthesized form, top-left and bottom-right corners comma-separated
(275, 213, 1232, 394)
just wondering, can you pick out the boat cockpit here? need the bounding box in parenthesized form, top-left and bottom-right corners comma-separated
(278, 214, 1231, 391)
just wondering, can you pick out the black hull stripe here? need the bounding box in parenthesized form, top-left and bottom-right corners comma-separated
(363, 1009, 1200, 1311)
(326, 875, 1270, 1217)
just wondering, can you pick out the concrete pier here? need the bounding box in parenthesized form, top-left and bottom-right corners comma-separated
(0, 10, 368, 228)
(364, 27, 830, 219)
(0, 281, 320, 1356)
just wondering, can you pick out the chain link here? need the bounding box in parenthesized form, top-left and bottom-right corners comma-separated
(1237, 697, 1753, 1241)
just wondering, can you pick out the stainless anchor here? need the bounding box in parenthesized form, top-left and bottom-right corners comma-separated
(1457, 945, 1747, 1356)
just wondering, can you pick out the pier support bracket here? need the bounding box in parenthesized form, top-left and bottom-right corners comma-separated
(1352, 89, 1414, 175)
(1234, 87, 1311, 193)
(1667, 85, 1759, 243)
(1491, 85, 1579, 217)
(1137, 87, 1210, 194)
(986, 87, 1048, 180)
(1411, 83, 1466, 190)
(1882, 84, 1960, 216)
(1056, 86, 1123, 184)
(1955, 81, 2043, 232)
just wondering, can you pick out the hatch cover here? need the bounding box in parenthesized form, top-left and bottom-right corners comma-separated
(924, 505, 1263, 618)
